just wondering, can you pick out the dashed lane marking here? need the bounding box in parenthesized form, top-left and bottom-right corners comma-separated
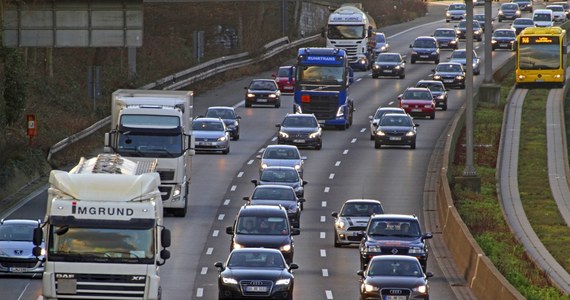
(335, 161, 341, 167)
(231, 185, 237, 192)
(343, 149, 349, 155)
(320, 216, 326, 222)
(321, 201, 327, 207)
(322, 269, 329, 277)
(218, 214, 225, 220)
(212, 230, 219, 237)
(237, 172, 244, 178)
(224, 199, 230, 206)
(206, 248, 213, 255)
(326, 290, 333, 299)
(320, 249, 326, 257)
(247, 160, 254, 165)
(200, 267, 208, 275)
(351, 138, 357, 143)
(196, 288, 204, 298)
(360, 128, 366, 133)
(324, 187, 330, 193)
(320, 232, 326, 239)
(329, 173, 335, 179)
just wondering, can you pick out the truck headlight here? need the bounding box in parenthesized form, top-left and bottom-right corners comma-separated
(336, 107, 345, 117)
(414, 285, 428, 294)
(222, 277, 238, 285)
(409, 246, 425, 254)
(276, 278, 291, 285)
(364, 283, 379, 292)
(172, 185, 182, 199)
(280, 244, 292, 252)
(279, 131, 289, 138)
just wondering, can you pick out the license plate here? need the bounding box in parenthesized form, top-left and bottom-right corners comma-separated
(293, 139, 305, 143)
(419, 55, 428, 58)
(383, 70, 392, 73)
(201, 142, 212, 146)
(246, 286, 268, 292)
(440, 43, 448, 46)
(257, 98, 267, 102)
(386, 296, 406, 300)
(444, 79, 454, 83)
(285, 85, 293, 89)
(499, 44, 508, 47)
(390, 137, 402, 141)
(9, 267, 26, 273)
(411, 109, 422, 112)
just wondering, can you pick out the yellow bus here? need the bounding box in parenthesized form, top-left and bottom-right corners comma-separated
(516, 27, 567, 87)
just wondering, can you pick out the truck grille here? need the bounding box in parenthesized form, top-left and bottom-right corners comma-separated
(158, 170, 175, 181)
(300, 94, 339, 120)
(333, 45, 358, 62)
(55, 273, 146, 299)
(158, 186, 172, 201)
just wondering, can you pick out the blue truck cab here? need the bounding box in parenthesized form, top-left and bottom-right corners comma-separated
(294, 47, 354, 129)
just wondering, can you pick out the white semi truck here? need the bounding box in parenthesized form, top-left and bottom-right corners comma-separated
(104, 89, 194, 217)
(32, 154, 171, 300)
(324, 3, 377, 71)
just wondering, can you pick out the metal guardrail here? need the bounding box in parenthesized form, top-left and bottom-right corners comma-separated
(46, 34, 320, 161)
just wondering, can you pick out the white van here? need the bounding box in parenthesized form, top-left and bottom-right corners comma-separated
(533, 9, 554, 27)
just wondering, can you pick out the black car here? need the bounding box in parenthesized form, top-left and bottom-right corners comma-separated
(371, 53, 406, 79)
(215, 248, 298, 300)
(511, 18, 535, 35)
(253, 166, 308, 198)
(245, 79, 281, 108)
(432, 28, 459, 50)
(432, 62, 466, 89)
(276, 113, 322, 150)
(373, 113, 418, 149)
(357, 255, 433, 300)
(473, 14, 493, 32)
(226, 205, 300, 264)
(512, 0, 533, 13)
(359, 214, 433, 271)
(454, 20, 483, 42)
(498, 3, 521, 22)
(416, 80, 449, 111)
(492, 29, 517, 51)
(409, 36, 439, 64)
(204, 106, 241, 140)
(244, 185, 305, 228)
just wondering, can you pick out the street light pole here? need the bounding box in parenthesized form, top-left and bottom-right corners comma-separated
(484, 0, 493, 83)
(464, 0, 477, 177)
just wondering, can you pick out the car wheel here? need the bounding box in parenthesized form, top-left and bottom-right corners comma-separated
(360, 259, 367, 271)
(372, 74, 378, 79)
(245, 102, 252, 108)
(223, 146, 230, 154)
(435, 59, 440, 64)
(443, 103, 448, 111)
(275, 101, 281, 108)
(446, 19, 450, 23)
(475, 70, 480, 76)
(411, 140, 416, 149)
(498, 18, 502, 23)
(400, 73, 405, 79)
(370, 134, 374, 141)
(411, 59, 416, 64)
(233, 134, 239, 141)
(374, 141, 381, 149)
(430, 112, 435, 120)
(316, 142, 322, 150)
(300, 202, 304, 211)
(334, 233, 341, 248)
(461, 84, 466, 89)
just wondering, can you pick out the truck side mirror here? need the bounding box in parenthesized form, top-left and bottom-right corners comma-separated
(161, 228, 171, 248)
(33, 227, 43, 246)
(157, 249, 170, 265)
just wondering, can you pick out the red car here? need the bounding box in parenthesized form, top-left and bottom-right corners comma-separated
(398, 87, 436, 119)
(273, 66, 296, 93)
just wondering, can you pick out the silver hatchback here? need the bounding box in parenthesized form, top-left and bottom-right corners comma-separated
(257, 144, 306, 178)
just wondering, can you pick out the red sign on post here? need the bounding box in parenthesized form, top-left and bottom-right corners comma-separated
(26, 115, 37, 146)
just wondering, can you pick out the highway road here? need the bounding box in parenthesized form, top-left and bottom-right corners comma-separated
(0, 2, 524, 300)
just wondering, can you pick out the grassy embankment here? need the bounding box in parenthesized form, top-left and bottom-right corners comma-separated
(452, 76, 570, 299)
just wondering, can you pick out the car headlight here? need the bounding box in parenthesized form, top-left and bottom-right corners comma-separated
(414, 285, 428, 294)
(411, 51, 418, 55)
(247, 93, 255, 98)
(41, 248, 46, 256)
(269, 94, 277, 98)
(380, 46, 387, 51)
(406, 130, 416, 136)
(287, 207, 298, 213)
(335, 220, 346, 229)
(510, 40, 515, 44)
(222, 277, 238, 285)
(309, 130, 321, 139)
(491, 40, 497, 44)
(516, 11, 521, 15)
(364, 283, 379, 292)
(373, 64, 380, 69)
(433, 75, 441, 80)
(401, 104, 409, 108)
(261, 163, 268, 169)
(446, 12, 451, 17)
(450, 40, 457, 44)
(375, 130, 385, 136)
(276, 278, 291, 285)
(436, 94, 445, 99)
(409, 246, 425, 254)
(498, 10, 503, 15)
(456, 30, 461, 34)
(359, 58, 367, 64)
(233, 242, 245, 250)
(294, 164, 301, 171)
(456, 75, 464, 80)
(279, 131, 289, 138)
(280, 244, 292, 252)
(394, 66, 400, 70)
(431, 51, 438, 55)
(366, 245, 381, 252)
(218, 136, 227, 142)
(294, 185, 302, 192)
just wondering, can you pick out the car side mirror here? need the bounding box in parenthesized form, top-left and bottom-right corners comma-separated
(214, 262, 224, 270)
(236, 116, 242, 120)
(409, 44, 413, 48)
(244, 86, 248, 89)
(415, 123, 420, 127)
(357, 270, 365, 276)
(276, 124, 281, 128)
(291, 228, 300, 236)
(331, 212, 339, 218)
(272, 73, 276, 78)
(298, 198, 306, 203)
(226, 226, 234, 234)
(251, 179, 259, 186)
(302, 180, 308, 185)
(289, 263, 299, 270)
(368, 116, 373, 121)
(301, 156, 307, 160)
(243, 196, 250, 201)
(422, 232, 433, 240)
(426, 271, 434, 278)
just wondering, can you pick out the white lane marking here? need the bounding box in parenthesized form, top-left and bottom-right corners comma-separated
(360, 128, 366, 133)
(233, 101, 245, 109)
(224, 199, 230, 206)
(325, 290, 334, 299)
(388, 101, 395, 106)
(351, 138, 357, 143)
(196, 288, 204, 298)
(237, 172, 244, 178)
(247, 160, 254, 165)
(231, 185, 237, 191)
(335, 161, 341, 167)
(320, 232, 326, 239)
(201, 267, 208, 275)
(213, 230, 219, 237)
(329, 173, 335, 179)
(320, 249, 327, 257)
(324, 187, 330, 193)
(258, 148, 265, 153)
(206, 248, 213, 255)
(356, 78, 362, 82)
(321, 201, 327, 207)
(322, 269, 329, 277)
(387, 18, 442, 39)
(17, 281, 33, 300)
(320, 216, 326, 222)
(218, 214, 225, 220)
(271, 137, 277, 142)
(343, 149, 349, 155)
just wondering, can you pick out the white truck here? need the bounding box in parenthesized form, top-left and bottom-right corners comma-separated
(104, 89, 194, 217)
(324, 3, 377, 71)
(32, 154, 171, 300)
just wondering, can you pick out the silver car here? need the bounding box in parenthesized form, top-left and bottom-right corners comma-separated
(331, 199, 384, 247)
(0, 219, 44, 274)
(448, 49, 480, 76)
(252, 166, 307, 198)
(192, 117, 230, 154)
(369, 107, 407, 140)
(257, 144, 306, 178)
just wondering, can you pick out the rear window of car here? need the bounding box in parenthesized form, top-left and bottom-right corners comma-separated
(277, 67, 292, 77)
(413, 38, 436, 48)
(434, 29, 455, 37)
(514, 19, 534, 25)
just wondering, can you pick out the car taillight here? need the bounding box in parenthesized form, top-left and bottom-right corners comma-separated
(301, 95, 311, 103)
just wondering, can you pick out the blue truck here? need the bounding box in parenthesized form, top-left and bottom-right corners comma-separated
(294, 47, 354, 129)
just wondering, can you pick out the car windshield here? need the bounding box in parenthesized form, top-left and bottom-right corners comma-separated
(263, 148, 300, 159)
(277, 67, 293, 77)
(474, 15, 485, 22)
(547, 6, 564, 12)
(448, 4, 465, 10)
(377, 54, 400, 62)
(403, 90, 432, 99)
(514, 19, 534, 25)
(236, 216, 289, 235)
(374, 109, 403, 119)
(502, 4, 518, 10)
(205, 109, 235, 119)
(252, 188, 295, 201)
(282, 116, 317, 128)
(367, 220, 421, 238)
(379, 115, 413, 127)
(436, 64, 462, 73)
(192, 120, 224, 131)
(458, 21, 480, 29)
(413, 39, 436, 48)
(341, 203, 383, 217)
(249, 81, 277, 90)
(228, 251, 285, 268)
(0, 223, 35, 242)
(494, 30, 515, 38)
(375, 34, 386, 43)
(417, 82, 444, 91)
(534, 13, 552, 22)
(368, 260, 423, 277)
(260, 169, 299, 182)
(434, 29, 455, 37)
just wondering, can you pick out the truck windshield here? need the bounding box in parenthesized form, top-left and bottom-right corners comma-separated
(48, 226, 155, 263)
(117, 133, 183, 157)
(298, 66, 344, 84)
(327, 25, 365, 39)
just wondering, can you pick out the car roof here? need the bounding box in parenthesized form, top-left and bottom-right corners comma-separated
(438, 61, 463, 66)
(494, 28, 516, 33)
(231, 248, 283, 255)
(238, 204, 288, 216)
(501, 3, 519, 8)
(207, 106, 234, 111)
(415, 36, 436, 41)
(376, 107, 406, 111)
(417, 79, 444, 85)
(265, 144, 300, 150)
(0, 219, 40, 226)
(370, 213, 418, 221)
(370, 255, 420, 262)
(254, 185, 296, 191)
(405, 87, 431, 92)
(194, 117, 224, 123)
(262, 166, 298, 171)
(383, 113, 411, 118)
(344, 199, 383, 205)
(251, 78, 277, 83)
(378, 52, 401, 56)
(284, 113, 316, 119)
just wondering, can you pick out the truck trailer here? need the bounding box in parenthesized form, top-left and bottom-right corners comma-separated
(33, 154, 171, 300)
(105, 89, 194, 217)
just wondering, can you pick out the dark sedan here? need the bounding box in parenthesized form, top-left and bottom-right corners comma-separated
(244, 185, 305, 227)
(371, 52, 406, 79)
(204, 106, 241, 140)
(253, 166, 308, 198)
(492, 29, 517, 51)
(432, 62, 465, 89)
(416, 80, 448, 111)
(454, 20, 483, 41)
(432, 28, 459, 50)
(245, 79, 281, 108)
(373, 113, 418, 149)
(497, 3, 521, 22)
(215, 248, 298, 300)
(358, 255, 433, 300)
(511, 18, 535, 35)
(276, 113, 322, 150)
